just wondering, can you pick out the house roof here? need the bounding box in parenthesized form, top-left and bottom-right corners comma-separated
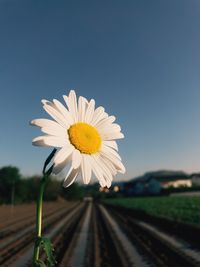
(129, 170, 191, 184)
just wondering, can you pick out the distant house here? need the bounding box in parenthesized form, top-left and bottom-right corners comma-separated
(141, 171, 192, 189)
(116, 178, 161, 196)
(191, 173, 200, 186)
(146, 178, 161, 194)
(111, 171, 193, 196)
(126, 181, 145, 195)
(153, 175, 192, 189)
(120, 170, 192, 196)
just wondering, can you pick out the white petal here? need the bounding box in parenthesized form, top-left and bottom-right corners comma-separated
(90, 106, 106, 126)
(99, 180, 106, 188)
(98, 123, 121, 134)
(63, 90, 78, 122)
(100, 156, 117, 176)
(53, 145, 74, 174)
(41, 125, 66, 137)
(85, 99, 95, 123)
(96, 115, 116, 128)
(32, 136, 46, 147)
(103, 140, 118, 151)
(63, 95, 68, 106)
(63, 166, 79, 187)
(54, 145, 74, 164)
(93, 154, 113, 188)
(81, 154, 92, 184)
(32, 135, 68, 148)
(101, 144, 121, 160)
(43, 104, 68, 128)
(41, 99, 52, 105)
(90, 155, 106, 186)
(30, 119, 64, 129)
(78, 96, 88, 122)
(101, 132, 124, 140)
(72, 149, 82, 169)
(41, 99, 64, 114)
(100, 151, 125, 174)
(53, 157, 70, 175)
(53, 99, 74, 125)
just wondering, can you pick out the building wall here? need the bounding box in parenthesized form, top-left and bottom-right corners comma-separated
(192, 176, 200, 186)
(161, 179, 192, 189)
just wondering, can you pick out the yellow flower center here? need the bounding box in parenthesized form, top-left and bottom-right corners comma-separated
(68, 123, 102, 154)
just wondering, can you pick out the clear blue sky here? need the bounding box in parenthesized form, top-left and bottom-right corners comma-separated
(0, 0, 200, 181)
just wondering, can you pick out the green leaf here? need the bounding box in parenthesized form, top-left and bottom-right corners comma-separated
(33, 260, 46, 267)
(45, 165, 54, 177)
(43, 149, 56, 175)
(34, 237, 56, 267)
(40, 237, 56, 267)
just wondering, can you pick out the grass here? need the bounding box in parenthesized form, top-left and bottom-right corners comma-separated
(104, 196, 200, 226)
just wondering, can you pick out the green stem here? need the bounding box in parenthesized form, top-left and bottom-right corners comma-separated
(33, 175, 46, 262)
(32, 149, 56, 265)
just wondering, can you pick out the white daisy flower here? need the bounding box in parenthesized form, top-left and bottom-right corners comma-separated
(31, 90, 125, 188)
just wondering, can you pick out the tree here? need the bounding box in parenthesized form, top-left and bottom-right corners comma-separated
(0, 166, 21, 203)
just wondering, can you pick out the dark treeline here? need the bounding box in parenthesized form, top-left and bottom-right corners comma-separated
(0, 166, 85, 204)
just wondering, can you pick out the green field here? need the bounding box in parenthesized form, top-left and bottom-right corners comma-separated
(104, 196, 200, 226)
